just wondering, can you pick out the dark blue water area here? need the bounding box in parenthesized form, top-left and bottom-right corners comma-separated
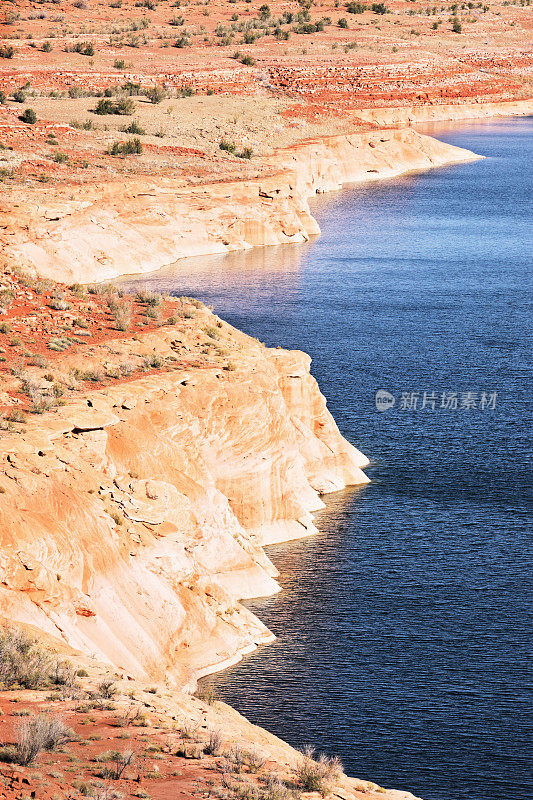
(120, 117, 533, 800)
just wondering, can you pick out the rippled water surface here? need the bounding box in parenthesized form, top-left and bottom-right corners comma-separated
(121, 118, 533, 800)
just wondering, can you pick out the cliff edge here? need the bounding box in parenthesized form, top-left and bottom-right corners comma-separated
(0, 300, 368, 690)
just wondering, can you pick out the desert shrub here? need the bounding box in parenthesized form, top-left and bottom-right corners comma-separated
(72, 41, 94, 56)
(295, 746, 343, 795)
(371, 1, 388, 11)
(204, 728, 223, 755)
(81, 368, 104, 382)
(195, 685, 217, 705)
(0, 628, 53, 689)
(338, 16, 348, 27)
(146, 85, 166, 103)
(246, 747, 266, 772)
(112, 301, 132, 330)
(114, 58, 126, 69)
(0, 289, 15, 309)
(108, 138, 142, 155)
(219, 139, 236, 154)
(15, 713, 74, 766)
(49, 297, 71, 310)
(5, 408, 26, 424)
(452, 15, 462, 31)
(95, 96, 135, 115)
(0, 46, 15, 59)
(48, 337, 72, 351)
(97, 680, 118, 698)
(238, 146, 253, 159)
(12, 89, 26, 103)
(121, 120, 145, 134)
(143, 353, 164, 369)
(346, 1, 366, 12)
(96, 749, 134, 779)
(115, 704, 146, 727)
(121, 80, 141, 96)
(263, 774, 292, 800)
(135, 288, 161, 305)
(42, 41, 52, 52)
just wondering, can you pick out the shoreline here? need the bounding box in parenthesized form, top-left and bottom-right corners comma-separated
(2, 99, 531, 286)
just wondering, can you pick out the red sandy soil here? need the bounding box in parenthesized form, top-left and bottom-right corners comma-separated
(0, 688, 271, 800)
(0, 265, 236, 419)
(0, 0, 531, 190)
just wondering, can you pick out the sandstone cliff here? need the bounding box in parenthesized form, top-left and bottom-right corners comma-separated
(0, 313, 368, 690)
(1, 125, 480, 285)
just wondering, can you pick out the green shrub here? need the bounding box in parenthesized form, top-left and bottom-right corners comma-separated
(121, 120, 145, 134)
(0, 46, 15, 59)
(96, 749, 134, 779)
(72, 41, 95, 56)
(346, 1, 366, 12)
(219, 139, 236, 154)
(452, 16, 462, 31)
(108, 138, 142, 156)
(95, 96, 135, 115)
(146, 85, 166, 104)
(12, 89, 26, 103)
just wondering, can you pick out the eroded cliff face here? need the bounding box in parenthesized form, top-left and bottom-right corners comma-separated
(0, 317, 368, 690)
(0, 125, 481, 285)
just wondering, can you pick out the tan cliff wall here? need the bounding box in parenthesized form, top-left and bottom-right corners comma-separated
(354, 98, 533, 127)
(1, 124, 481, 285)
(0, 323, 369, 689)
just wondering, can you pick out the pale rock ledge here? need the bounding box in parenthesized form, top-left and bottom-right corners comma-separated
(0, 334, 369, 690)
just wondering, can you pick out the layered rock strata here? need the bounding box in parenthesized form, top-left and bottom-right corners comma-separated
(0, 321, 368, 689)
(1, 125, 482, 284)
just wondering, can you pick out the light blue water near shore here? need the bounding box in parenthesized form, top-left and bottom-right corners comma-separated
(121, 118, 533, 800)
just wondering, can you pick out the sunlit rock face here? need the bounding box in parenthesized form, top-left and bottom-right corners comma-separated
(0, 322, 368, 690)
(0, 126, 482, 285)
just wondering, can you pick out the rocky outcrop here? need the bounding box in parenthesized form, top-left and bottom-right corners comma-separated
(0, 324, 368, 689)
(1, 126, 479, 284)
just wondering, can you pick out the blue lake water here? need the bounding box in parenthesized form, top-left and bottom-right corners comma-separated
(121, 117, 533, 800)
